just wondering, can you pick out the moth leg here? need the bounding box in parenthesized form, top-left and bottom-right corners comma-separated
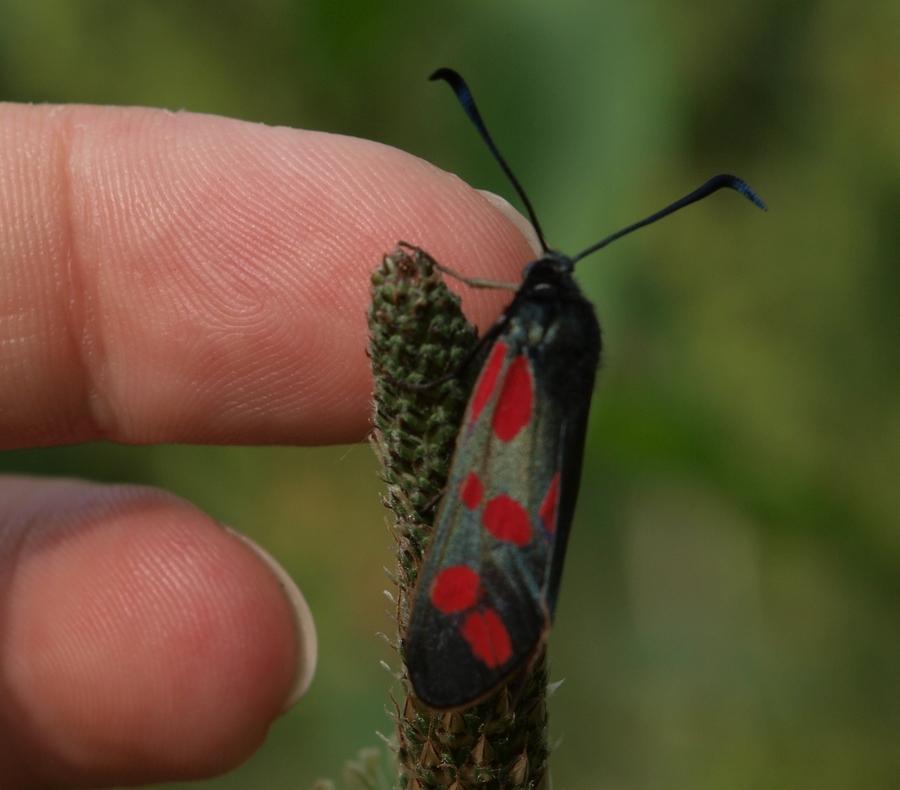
(397, 240, 521, 291)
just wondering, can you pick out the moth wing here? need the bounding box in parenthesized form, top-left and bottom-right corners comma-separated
(406, 343, 565, 708)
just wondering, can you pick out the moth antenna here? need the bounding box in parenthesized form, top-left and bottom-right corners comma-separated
(570, 174, 766, 264)
(431, 68, 550, 253)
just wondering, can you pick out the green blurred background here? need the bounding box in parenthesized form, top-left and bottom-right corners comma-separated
(1, 2, 898, 788)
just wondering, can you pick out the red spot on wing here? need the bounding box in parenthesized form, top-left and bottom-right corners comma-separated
(470, 341, 508, 422)
(431, 566, 481, 614)
(492, 354, 533, 442)
(538, 472, 561, 535)
(483, 494, 532, 546)
(460, 472, 483, 510)
(461, 608, 513, 668)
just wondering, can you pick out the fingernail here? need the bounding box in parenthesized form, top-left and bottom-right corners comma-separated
(478, 189, 543, 257)
(221, 525, 317, 712)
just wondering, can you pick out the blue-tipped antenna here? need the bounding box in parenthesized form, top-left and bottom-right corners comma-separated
(570, 174, 766, 264)
(431, 68, 550, 252)
(430, 68, 766, 263)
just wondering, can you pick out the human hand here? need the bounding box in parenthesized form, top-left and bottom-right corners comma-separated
(0, 103, 535, 788)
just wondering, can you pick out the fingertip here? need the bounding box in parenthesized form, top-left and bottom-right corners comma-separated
(1, 481, 299, 785)
(221, 524, 317, 712)
(476, 189, 543, 258)
(0, 104, 536, 447)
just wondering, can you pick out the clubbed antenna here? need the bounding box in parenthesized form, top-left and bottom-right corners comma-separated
(430, 68, 550, 253)
(570, 174, 767, 264)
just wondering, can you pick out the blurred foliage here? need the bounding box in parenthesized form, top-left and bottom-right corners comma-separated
(0, 1, 897, 788)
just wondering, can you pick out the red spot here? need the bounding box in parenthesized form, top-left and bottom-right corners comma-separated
(471, 341, 507, 421)
(492, 355, 533, 442)
(460, 472, 483, 510)
(482, 494, 531, 546)
(461, 608, 513, 668)
(538, 472, 560, 535)
(431, 566, 481, 614)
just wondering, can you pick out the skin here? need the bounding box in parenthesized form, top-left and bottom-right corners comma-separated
(0, 104, 533, 788)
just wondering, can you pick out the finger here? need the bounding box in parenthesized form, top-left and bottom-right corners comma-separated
(0, 104, 535, 450)
(0, 477, 305, 788)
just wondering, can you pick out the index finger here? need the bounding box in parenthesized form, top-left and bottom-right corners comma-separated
(0, 104, 534, 450)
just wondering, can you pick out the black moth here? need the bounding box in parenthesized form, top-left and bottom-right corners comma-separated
(405, 68, 766, 710)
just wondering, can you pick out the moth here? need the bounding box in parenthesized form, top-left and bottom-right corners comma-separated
(405, 69, 765, 710)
